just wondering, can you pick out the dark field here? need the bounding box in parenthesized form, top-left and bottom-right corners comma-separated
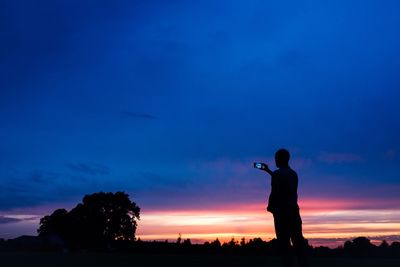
(1, 252, 400, 267)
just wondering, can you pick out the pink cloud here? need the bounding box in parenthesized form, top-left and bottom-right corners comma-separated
(299, 197, 400, 212)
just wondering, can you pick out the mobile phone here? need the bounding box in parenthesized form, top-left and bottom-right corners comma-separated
(254, 162, 264, 170)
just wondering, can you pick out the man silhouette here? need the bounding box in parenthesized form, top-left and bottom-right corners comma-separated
(259, 149, 309, 267)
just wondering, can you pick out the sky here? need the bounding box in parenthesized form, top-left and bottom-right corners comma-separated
(1, 0, 400, 248)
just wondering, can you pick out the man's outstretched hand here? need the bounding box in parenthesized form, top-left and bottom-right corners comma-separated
(262, 163, 273, 175)
(254, 162, 273, 175)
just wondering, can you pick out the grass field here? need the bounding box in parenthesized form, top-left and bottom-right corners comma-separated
(1, 252, 400, 267)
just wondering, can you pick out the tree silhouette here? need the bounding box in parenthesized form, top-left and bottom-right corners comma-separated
(210, 238, 221, 248)
(379, 240, 389, 249)
(37, 209, 68, 237)
(343, 236, 376, 257)
(176, 233, 182, 244)
(38, 191, 140, 248)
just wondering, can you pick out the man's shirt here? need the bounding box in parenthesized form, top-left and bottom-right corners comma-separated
(267, 166, 299, 214)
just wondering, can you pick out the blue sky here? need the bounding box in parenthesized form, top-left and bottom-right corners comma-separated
(1, 0, 400, 241)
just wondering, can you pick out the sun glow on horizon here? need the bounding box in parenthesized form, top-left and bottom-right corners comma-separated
(136, 198, 400, 248)
(2, 198, 400, 248)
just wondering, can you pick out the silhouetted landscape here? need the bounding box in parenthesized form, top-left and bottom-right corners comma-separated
(1, 192, 399, 266)
(2, 235, 400, 267)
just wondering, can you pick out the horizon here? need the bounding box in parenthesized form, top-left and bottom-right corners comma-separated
(1, 1, 400, 249)
(2, 195, 400, 249)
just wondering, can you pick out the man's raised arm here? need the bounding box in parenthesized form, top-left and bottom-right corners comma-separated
(262, 163, 273, 176)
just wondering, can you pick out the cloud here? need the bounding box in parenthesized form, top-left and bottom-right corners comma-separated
(122, 110, 157, 120)
(28, 170, 59, 184)
(317, 152, 363, 164)
(0, 216, 21, 224)
(0, 170, 62, 209)
(66, 163, 110, 176)
(0, 169, 94, 211)
(0, 215, 39, 225)
(300, 197, 400, 212)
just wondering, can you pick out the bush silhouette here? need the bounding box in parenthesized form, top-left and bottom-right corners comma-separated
(343, 237, 377, 257)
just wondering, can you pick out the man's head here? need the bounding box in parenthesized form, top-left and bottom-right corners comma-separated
(275, 148, 290, 168)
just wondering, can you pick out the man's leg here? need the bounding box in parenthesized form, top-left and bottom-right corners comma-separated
(274, 214, 294, 267)
(290, 211, 309, 267)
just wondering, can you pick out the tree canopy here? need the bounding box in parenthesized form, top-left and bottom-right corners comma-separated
(38, 191, 140, 248)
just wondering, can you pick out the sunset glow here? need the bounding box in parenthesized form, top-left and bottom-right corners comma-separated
(1, 198, 399, 248)
(137, 198, 400, 248)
